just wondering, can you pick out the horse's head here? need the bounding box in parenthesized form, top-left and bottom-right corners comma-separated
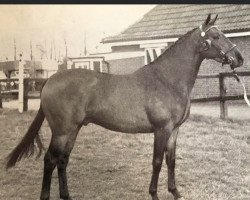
(198, 14, 244, 69)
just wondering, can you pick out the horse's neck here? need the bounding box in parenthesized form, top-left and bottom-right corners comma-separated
(150, 33, 203, 95)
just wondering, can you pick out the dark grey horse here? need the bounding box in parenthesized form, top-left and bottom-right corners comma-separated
(6, 14, 243, 200)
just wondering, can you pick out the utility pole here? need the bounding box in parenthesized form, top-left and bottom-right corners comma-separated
(44, 39, 48, 59)
(30, 40, 33, 60)
(50, 40, 53, 60)
(84, 31, 87, 56)
(53, 40, 56, 60)
(14, 38, 17, 60)
(58, 49, 60, 61)
(64, 38, 68, 58)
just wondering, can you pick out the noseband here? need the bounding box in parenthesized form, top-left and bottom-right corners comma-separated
(199, 25, 237, 65)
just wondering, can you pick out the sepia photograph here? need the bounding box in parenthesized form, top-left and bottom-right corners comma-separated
(0, 4, 249, 200)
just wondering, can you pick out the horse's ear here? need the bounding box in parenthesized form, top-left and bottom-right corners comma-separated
(204, 13, 211, 25)
(209, 14, 218, 25)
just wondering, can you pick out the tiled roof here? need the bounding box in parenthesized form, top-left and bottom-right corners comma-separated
(102, 5, 250, 43)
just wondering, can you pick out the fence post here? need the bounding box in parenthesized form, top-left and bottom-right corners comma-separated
(219, 73, 228, 119)
(0, 82, 2, 109)
(18, 53, 24, 113)
(23, 79, 29, 111)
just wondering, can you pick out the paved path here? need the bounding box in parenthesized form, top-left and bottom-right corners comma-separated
(2, 99, 250, 120)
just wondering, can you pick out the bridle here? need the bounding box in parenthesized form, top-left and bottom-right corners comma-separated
(199, 25, 237, 66)
(199, 24, 250, 107)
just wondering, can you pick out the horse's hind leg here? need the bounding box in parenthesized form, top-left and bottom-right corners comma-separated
(57, 127, 79, 200)
(165, 128, 182, 200)
(40, 146, 57, 200)
(40, 125, 80, 200)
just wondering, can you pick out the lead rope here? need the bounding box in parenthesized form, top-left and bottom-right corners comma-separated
(232, 71, 250, 107)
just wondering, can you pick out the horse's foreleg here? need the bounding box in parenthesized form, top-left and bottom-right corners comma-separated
(166, 128, 182, 200)
(149, 129, 168, 200)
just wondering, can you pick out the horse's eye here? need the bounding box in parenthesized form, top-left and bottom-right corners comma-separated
(213, 35, 220, 40)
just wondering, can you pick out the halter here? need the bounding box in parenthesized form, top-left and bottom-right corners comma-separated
(199, 25, 237, 65)
(200, 25, 250, 108)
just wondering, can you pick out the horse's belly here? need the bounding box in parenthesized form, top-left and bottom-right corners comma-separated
(94, 117, 153, 133)
(89, 106, 153, 133)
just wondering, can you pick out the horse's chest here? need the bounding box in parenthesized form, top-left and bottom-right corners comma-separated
(146, 94, 189, 127)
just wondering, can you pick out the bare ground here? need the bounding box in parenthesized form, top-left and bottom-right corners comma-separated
(0, 109, 249, 200)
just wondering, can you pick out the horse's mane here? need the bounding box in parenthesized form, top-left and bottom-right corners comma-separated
(149, 27, 198, 64)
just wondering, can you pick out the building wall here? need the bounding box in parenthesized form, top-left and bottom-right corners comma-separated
(107, 56, 144, 75)
(111, 45, 142, 52)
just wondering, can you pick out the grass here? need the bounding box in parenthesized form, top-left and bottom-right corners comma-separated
(0, 109, 249, 200)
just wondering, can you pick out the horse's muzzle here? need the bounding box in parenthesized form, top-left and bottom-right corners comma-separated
(235, 50, 244, 67)
(222, 50, 244, 69)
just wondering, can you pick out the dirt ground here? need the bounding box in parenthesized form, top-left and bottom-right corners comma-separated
(0, 108, 249, 200)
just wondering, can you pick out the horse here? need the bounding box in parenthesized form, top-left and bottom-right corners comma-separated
(5, 14, 244, 200)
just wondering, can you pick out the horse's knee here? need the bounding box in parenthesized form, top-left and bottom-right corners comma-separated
(166, 154, 176, 168)
(57, 154, 69, 170)
(166, 140, 177, 167)
(153, 158, 163, 172)
(44, 150, 57, 169)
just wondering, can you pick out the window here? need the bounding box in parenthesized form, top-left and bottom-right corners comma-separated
(83, 64, 88, 69)
(93, 61, 101, 72)
(145, 48, 165, 64)
(75, 62, 90, 69)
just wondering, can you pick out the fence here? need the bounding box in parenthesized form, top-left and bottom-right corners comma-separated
(0, 78, 47, 111)
(0, 72, 250, 119)
(192, 71, 250, 119)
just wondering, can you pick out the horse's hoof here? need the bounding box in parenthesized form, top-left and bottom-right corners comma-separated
(40, 197, 49, 200)
(150, 194, 159, 200)
(174, 196, 184, 200)
(152, 197, 159, 200)
(175, 196, 185, 200)
(169, 188, 182, 200)
(60, 196, 72, 200)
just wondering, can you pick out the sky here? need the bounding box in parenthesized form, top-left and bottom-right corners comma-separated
(0, 5, 155, 61)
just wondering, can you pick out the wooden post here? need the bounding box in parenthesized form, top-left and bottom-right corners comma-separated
(219, 73, 228, 119)
(0, 82, 2, 109)
(100, 60, 103, 73)
(18, 54, 24, 113)
(90, 61, 94, 70)
(23, 79, 29, 112)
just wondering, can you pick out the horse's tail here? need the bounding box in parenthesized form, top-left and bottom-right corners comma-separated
(5, 105, 45, 169)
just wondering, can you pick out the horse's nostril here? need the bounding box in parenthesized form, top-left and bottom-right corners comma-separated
(236, 51, 244, 65)
(240, 57, 244, 64)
